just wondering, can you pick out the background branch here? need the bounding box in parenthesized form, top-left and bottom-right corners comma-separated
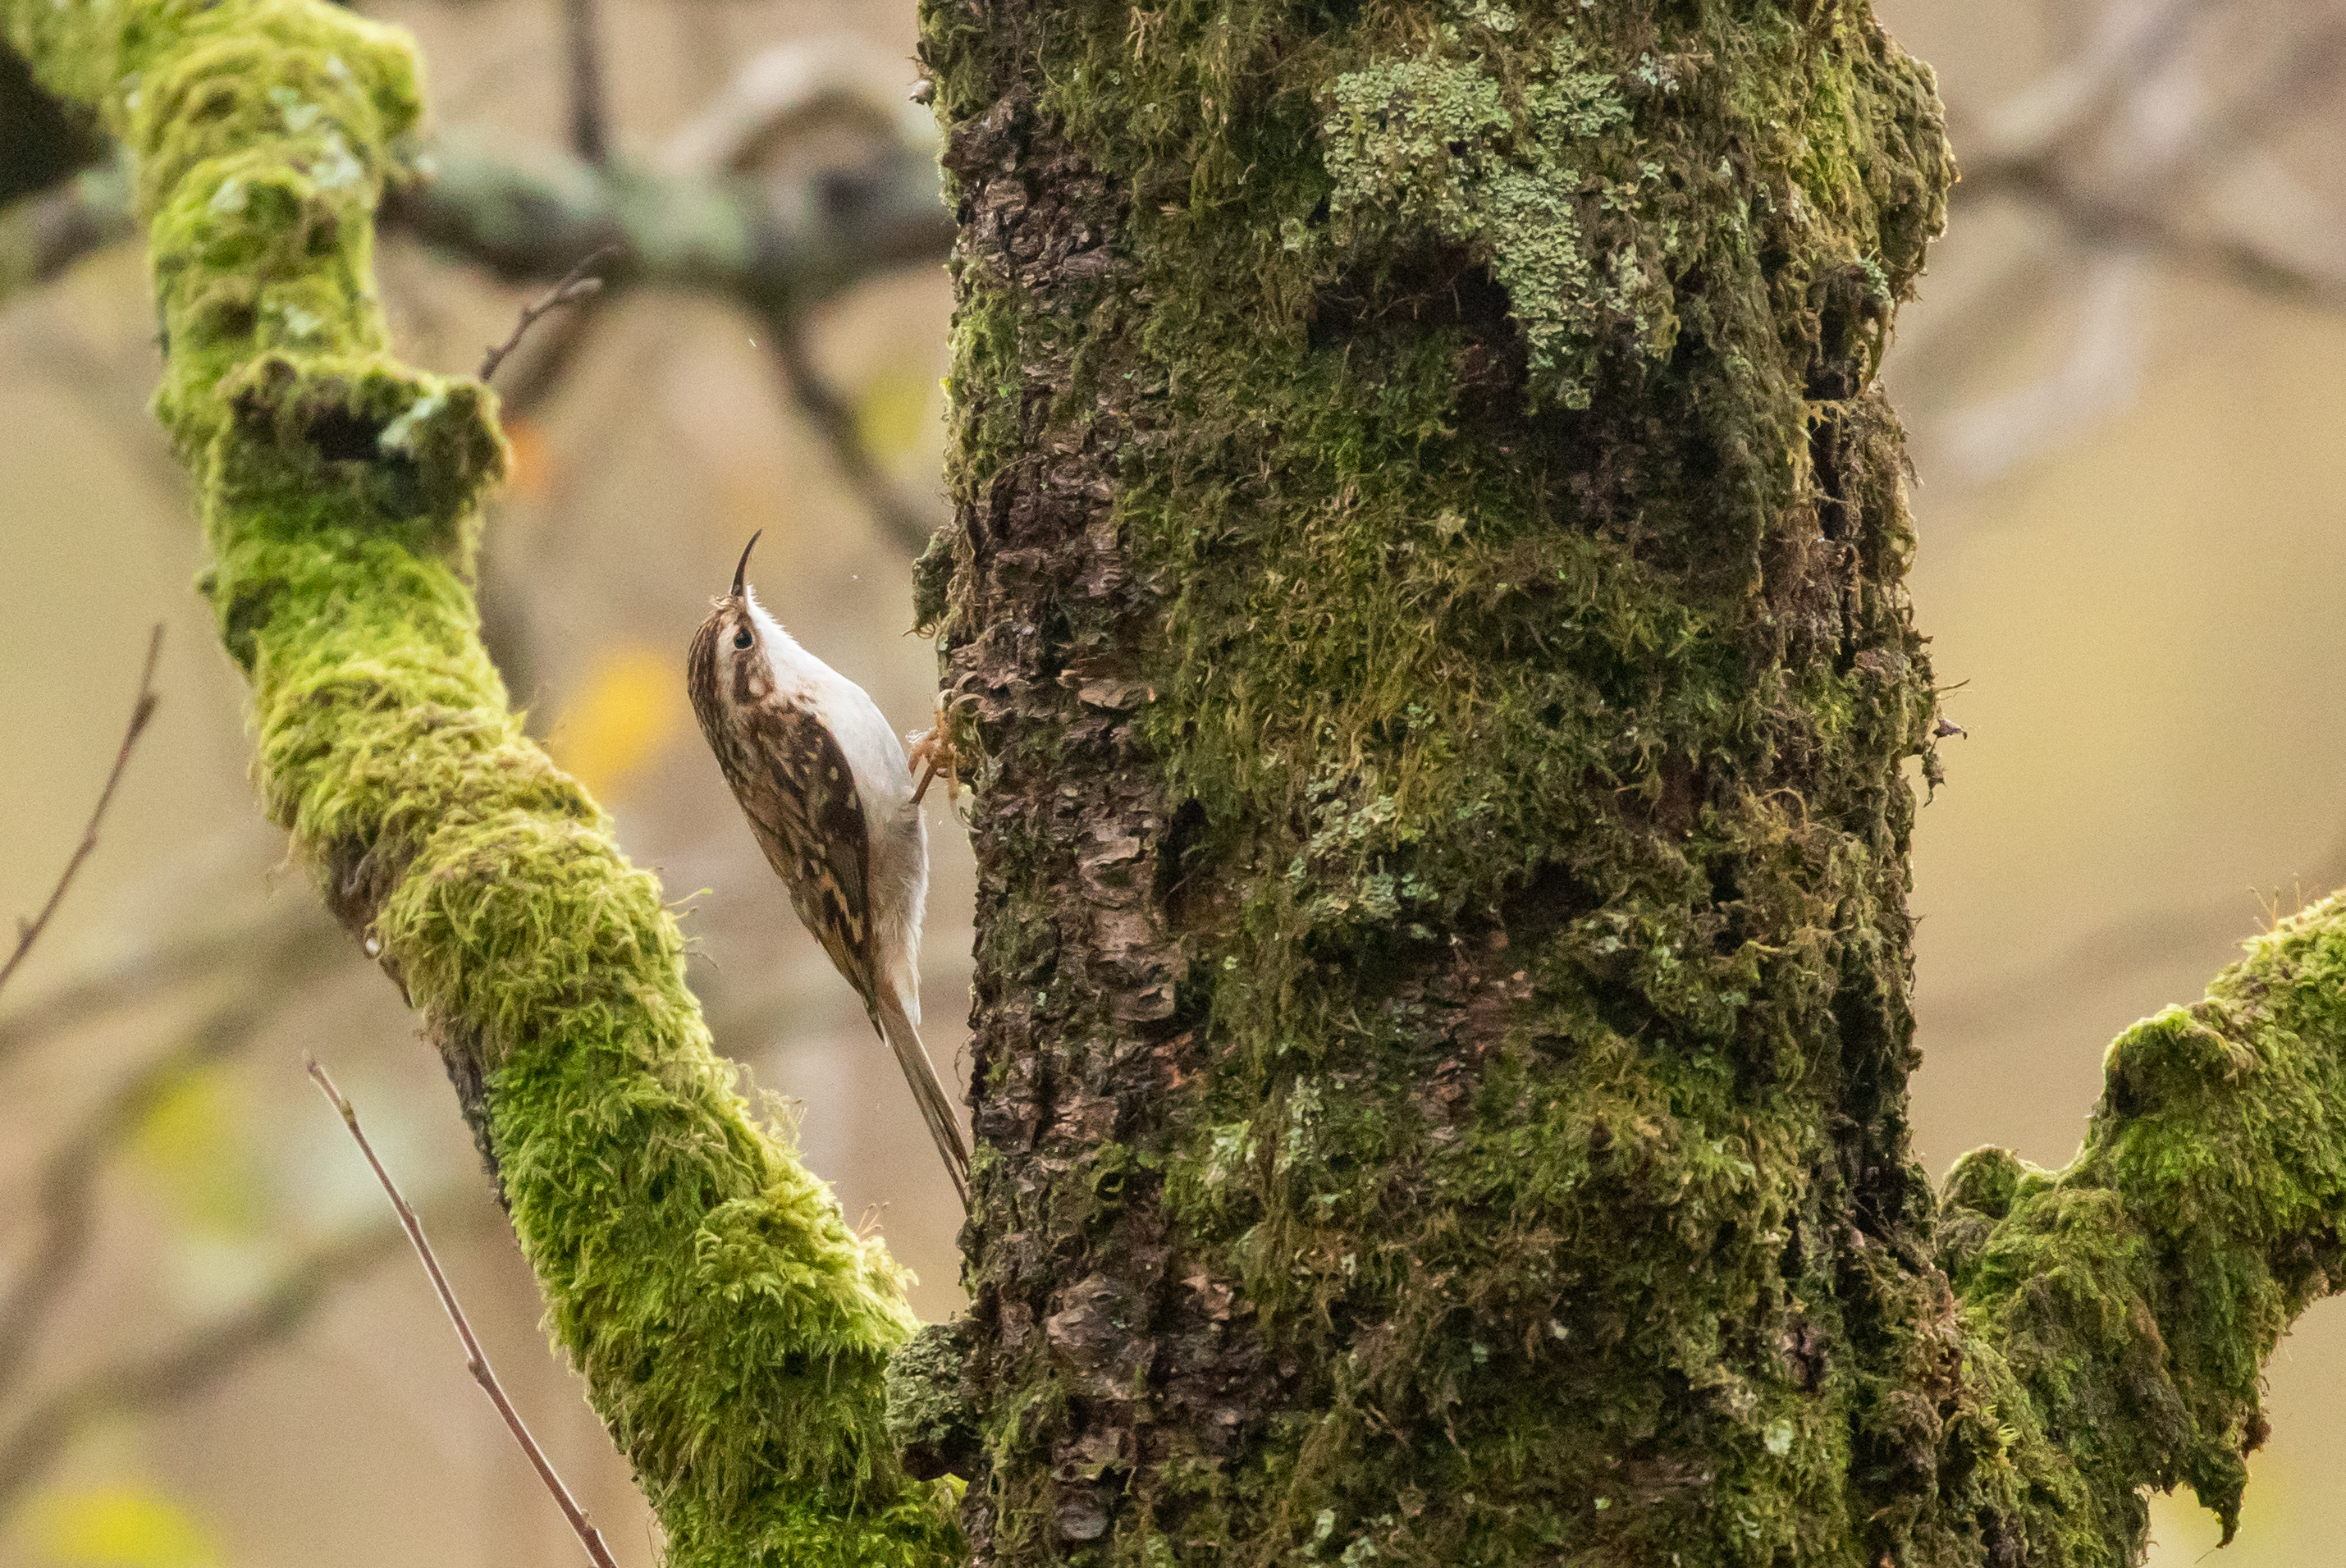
(654, 34, 937, 177)
(0, 1220, 407, 1518)
(0, 139, 952, 315)
(390, 134, 949, 318)
(1960, 155, 2346, 313)
(0, 977, 334, 1398)
(559, 0, 610, 167)
(0, 157, 131, 305)
(763, 308, 939, 555)
(0, 625, 162, 999)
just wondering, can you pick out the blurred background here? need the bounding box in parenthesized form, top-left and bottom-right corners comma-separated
(2, 0, 2342, 1561)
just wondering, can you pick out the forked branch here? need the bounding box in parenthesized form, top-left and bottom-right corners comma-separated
(478, 247, 617, 384)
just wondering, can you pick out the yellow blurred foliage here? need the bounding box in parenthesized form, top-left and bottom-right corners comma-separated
(28, 1487, 219, 1567)
(547, 642, 688, 802)
(128, 1066, 266, 1239)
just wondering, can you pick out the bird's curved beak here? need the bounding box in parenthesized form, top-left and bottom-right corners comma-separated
(729, 530, 762, 600)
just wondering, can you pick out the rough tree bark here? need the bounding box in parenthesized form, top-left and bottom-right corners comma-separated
(906, 2, 2346, 1566)
(15, 0, 2346, 1562)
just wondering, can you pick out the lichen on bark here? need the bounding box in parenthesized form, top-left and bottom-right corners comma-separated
(916, 0, 2346, 1565)
(2, 0, 958, 1560)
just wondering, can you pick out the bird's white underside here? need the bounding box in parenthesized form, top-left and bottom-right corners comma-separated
(743, 588, 930, 1023)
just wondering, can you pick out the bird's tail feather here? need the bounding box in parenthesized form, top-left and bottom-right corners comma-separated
(876, 994, 971, 1206)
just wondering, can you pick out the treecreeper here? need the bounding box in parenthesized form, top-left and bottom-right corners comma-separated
(687, 532, 972, 1203)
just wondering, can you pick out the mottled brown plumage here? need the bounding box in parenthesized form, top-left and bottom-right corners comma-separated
(687, 533, 970, 1202)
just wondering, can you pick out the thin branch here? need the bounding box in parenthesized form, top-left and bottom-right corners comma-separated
(0, 626, 162, 1000)
(488, 291, 606, 419)
(479, 246, 617, 383)
(0, 1221, 407, 1518)
(763, 309, 939, 555)
(560, 0, 611, 167)
(305, 1059, 621, 1568)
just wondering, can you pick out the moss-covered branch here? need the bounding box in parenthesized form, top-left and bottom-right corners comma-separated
(390, 132, 949, 315)
(1944, 897, 2346, 1558)
(0, 1, 957, 1560)
(0, 122, 951, 314)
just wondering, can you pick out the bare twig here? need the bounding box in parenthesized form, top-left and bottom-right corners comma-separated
(560, 0, 611, 167)
(490, 295, 606, 419)
(763, 310, 939, 555)
(479, 248, 617, 384)
(0, 1220, 407, 1518)
(0, 626, 162, 1000)
(305, 1059, 620, 1568)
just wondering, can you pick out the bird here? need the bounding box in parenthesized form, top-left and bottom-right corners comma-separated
(686, 531, 971, 1204)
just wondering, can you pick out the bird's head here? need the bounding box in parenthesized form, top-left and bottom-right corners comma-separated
(687, 530, 779, 729)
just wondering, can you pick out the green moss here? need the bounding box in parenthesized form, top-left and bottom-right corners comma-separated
(1953, 902, 2346, 1556)
(8, 0, 960, 1558)
(918, 0, 2041, 1561)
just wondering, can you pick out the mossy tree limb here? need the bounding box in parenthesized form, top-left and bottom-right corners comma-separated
(0, 1, 958, 1560)
(1944, 902, 2346, 1557)
(915, 0, 2346, 1564)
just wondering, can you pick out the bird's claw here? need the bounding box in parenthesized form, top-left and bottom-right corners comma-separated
(908, 693, 976, 812)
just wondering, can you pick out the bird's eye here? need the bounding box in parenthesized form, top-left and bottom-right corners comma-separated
(732, 628, 753, 651)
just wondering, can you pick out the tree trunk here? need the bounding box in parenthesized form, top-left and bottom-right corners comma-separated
(912, 2, 1997, 1562)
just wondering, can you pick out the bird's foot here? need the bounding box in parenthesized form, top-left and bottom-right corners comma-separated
(908, 694, 976, 811)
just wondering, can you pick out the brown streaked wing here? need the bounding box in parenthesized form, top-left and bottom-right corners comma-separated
(736, 702, 877, 1003)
